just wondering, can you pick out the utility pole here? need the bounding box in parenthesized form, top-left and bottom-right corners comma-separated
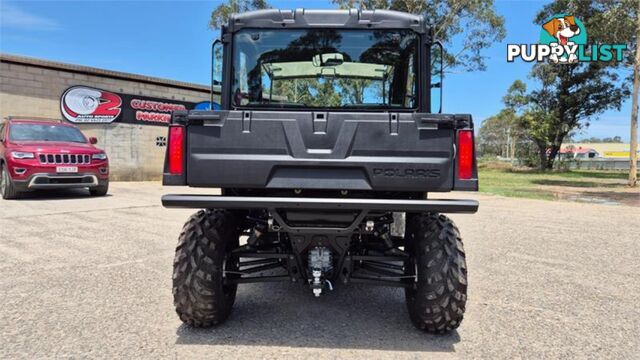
(630, 0, 639, 187)
(503, 128, 508, 158)
(510, 130, 517, 163)
(506, 127, 512, 160)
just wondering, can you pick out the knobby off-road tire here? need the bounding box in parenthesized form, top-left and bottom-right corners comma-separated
(405, 213, 467, 334)
(173, 209, 241, 327)
(0, 163, 19, 200)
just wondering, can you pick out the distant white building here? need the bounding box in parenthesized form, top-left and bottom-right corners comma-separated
(561, 143, 638, 159)
(559, 146, 599, 159)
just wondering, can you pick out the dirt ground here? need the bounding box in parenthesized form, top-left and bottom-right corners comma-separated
(1, 182, 639, 359)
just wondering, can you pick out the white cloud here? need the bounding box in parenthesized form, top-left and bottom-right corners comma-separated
(0, 2, 60, 31)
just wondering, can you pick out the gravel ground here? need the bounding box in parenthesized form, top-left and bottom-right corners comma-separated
(1, 182, 639, 359)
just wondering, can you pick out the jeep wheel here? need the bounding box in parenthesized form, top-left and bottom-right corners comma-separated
(405, 213, 467, 334)
(0, 164, 19, 200)
(172, 209, 241, 327)
(89, 180, 109, 196)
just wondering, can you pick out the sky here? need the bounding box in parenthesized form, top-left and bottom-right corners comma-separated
(0, 0, 635, 141)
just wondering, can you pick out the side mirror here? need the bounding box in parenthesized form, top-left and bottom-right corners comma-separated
(430, 41, 444, 114)
(212, 40, 223, 82)
(89, 137, 98, 145)
(211, 39, 223, 107)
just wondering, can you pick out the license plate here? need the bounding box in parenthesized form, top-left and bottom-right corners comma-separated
(56, 166, 78, 173)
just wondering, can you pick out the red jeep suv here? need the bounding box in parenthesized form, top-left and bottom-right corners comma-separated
(0, 118, 109, 199)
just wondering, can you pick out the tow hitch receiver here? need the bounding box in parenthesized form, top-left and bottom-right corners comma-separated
(309, 247, 333, 297)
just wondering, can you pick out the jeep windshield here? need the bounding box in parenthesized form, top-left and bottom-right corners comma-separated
(232, 29, 419, 109)
(9, 124, 87, 143)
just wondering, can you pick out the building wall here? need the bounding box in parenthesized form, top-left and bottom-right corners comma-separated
(0, 57, 212, 180)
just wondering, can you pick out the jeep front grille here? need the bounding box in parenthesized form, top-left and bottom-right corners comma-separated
(39, 154, 91, 165)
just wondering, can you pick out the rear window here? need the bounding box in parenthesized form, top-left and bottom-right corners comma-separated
(232, 29, 419, 109)
(9, 124, 87, 143)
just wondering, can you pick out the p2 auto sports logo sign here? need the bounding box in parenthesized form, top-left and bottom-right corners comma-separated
(61, 86, 122, 123)
(60, 86, 198, 126)
(507, 14, 627, 64)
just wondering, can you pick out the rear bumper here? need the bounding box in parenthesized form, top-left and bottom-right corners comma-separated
(161, 194, 479, 213)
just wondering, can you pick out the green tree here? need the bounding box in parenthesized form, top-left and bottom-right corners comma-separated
(502, 80, 528, 110)
(338, 79, 371, 105)
(313, 79, 343, 107)
(535, 0, 638, 179)
(514, 64, 628, 170)
(209, 0, 269, 30)
(507, 1, 633, 170)
(268, 79, 314, 105)
(478, 110, 517, 157)
(332, 0, 506, 73)
(269, 78, 344, 107)
(577, 136, 623, 143)
(479, 80, 534, 162)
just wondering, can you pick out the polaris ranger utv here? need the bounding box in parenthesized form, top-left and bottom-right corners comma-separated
(162, 8, 478, 333)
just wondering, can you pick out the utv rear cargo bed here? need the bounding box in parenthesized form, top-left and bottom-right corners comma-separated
(167, 110, 477, 192)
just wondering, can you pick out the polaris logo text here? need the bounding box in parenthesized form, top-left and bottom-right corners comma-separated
(507, 14, 627, 64)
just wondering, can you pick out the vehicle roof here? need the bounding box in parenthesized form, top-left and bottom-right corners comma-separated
(5, 119, 75, 126)
(226, 8, 427, 34)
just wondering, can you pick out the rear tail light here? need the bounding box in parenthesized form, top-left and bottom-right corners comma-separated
(457, 130, 474, 180)
(168, 125, 185, 175)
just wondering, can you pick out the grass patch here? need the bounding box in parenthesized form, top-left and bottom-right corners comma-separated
(478, 168, 631, 201)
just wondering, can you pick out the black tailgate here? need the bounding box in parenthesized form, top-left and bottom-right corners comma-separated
(183, 110, 463, 192)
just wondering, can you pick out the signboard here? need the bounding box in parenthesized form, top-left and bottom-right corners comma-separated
(604, 151, 639, 158)
(60, 85, 200, 126)
(61, 86, 122, 123)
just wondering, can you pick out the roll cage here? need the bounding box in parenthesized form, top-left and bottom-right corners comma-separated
(214, 9, 438, 113)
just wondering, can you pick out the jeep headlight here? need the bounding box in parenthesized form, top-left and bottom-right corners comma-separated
(11, 151, 35, 159)
(92, 153, 108, 160)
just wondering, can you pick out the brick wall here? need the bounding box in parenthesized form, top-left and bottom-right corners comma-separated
(0, 55, 214, 180)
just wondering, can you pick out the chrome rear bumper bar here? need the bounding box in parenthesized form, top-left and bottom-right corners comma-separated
(162, 194, 479, 213)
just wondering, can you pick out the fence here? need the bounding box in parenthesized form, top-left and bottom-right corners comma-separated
(567, 158, 640, 171)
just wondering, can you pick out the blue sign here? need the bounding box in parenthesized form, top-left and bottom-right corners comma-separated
(194, 101, 221, 110)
